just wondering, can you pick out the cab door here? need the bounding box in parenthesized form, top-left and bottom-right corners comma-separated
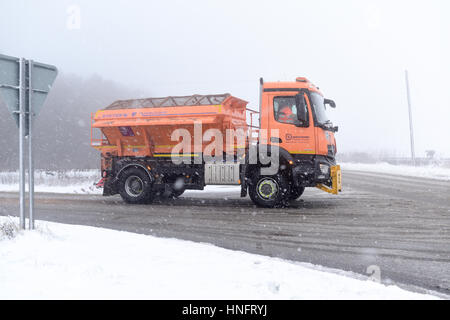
(265, 92, 316, 156)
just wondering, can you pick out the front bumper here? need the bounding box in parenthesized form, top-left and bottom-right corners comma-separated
(316, 165, 342, 195)
(291, 155, 336, 187)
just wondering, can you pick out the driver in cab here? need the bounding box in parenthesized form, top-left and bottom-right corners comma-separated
(277, 105, 297, 124)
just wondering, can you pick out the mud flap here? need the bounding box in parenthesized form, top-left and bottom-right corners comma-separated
(316, 165, 342, 195)
(94, 178, 104, 188)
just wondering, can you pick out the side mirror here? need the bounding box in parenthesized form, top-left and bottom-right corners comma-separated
(333, 126, 339, 133)
(295, 93, 308, 124)
(324, 99, 336, 108)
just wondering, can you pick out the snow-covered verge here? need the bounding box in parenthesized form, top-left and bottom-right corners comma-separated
(341, 162, 450, 181)
(0, 170, 241, 195)
(0, 170, 102, 194)
(0, 217, 440, 300)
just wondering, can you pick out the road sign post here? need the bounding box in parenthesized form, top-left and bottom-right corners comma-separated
(28, 60, 34, 230)
(19, 58, 26, 229)
(0, 54, 57, 230)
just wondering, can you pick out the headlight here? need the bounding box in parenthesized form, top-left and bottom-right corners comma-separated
(319, 163, 330, 175)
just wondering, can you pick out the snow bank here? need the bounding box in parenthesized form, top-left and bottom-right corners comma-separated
(342, 162, 450, 181)
(0, 217, 439, 300)
(0, 170, 102, 194)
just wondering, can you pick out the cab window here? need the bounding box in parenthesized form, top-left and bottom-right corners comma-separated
(273, 96, 297, 124)
(309, 92, 330, 125)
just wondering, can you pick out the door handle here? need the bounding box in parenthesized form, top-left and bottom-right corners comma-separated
(270, 137, 282, 143)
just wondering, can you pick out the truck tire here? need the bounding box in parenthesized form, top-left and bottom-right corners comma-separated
(289, 186, 305, 200)
(249, 174, 289, 208)
(118, 167, 154, 204)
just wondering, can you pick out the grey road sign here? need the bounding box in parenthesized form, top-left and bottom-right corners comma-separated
(0, 54, 20, 126)
(0, 53, 57, 136)
(0, 53, 58, 230)
(28, 61, 58, 116)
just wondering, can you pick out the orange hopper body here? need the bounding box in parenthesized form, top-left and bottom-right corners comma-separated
(91, 94, 249, 158)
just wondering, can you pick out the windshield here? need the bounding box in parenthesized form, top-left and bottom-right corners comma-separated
(310, 92, 330, 125)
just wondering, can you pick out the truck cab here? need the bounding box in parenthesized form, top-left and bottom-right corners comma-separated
(245, 77, 341, 207)
(262, 77, 337, 160)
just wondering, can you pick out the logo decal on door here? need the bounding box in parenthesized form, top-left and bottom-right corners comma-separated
(286, 133, 309, 142)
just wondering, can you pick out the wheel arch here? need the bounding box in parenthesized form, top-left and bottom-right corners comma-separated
(245, 144, 294, 179)
(116, 163, 153, 182)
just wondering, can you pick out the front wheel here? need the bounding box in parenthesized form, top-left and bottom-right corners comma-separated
(118, 168, 154, 204)
(249, 174, 289, 208)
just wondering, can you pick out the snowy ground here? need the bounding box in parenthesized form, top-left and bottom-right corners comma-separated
(341, 162, 450, 181)
(0, 170, 102, 194)
(0, 216, 440, 300)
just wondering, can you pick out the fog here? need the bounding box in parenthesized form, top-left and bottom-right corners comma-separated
(1, 0, 449, 169)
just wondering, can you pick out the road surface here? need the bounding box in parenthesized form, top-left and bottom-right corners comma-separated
(1, 170, 449, 295)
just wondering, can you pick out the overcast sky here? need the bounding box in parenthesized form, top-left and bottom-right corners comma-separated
(1, 0, 449, 157)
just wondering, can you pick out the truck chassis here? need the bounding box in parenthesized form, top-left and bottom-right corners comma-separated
(100, 151, 341, 208)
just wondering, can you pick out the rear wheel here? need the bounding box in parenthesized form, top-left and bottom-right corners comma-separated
(118, 168, 153, 204)
(249, 174, 289, 208)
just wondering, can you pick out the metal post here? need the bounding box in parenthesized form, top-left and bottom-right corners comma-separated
(405, 70, 416, 166)
(28, 60, 34, 230)
(19, 58, 26, 229)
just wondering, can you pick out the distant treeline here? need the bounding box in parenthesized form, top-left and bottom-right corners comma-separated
(0, 73, 143, 170)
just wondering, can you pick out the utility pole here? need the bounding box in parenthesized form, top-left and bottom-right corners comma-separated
(405, 70, 416, 166)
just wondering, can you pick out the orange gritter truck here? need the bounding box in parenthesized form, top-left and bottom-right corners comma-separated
(91, 77, 342, 208)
